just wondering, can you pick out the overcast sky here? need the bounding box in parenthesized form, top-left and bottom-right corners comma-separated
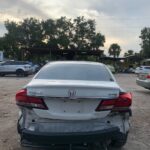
(1, 0, 150, 55)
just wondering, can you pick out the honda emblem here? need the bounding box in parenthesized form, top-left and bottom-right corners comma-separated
(68, 89, 76, 99)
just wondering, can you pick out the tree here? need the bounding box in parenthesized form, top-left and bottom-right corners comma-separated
(36, 16, 105, 51)
(4, 18, 45, 60)
(56, 17, 73, 50)
(108, 43, 121, 58)
(124, 50, 134, 57)
(20, 18, 44, 48)
(73, 16, 105, 50)
(2, 16, 106, 60)
(91, 33, 105, 50)
(42, 18, 58, 50)
(140, 27, 150, 58)
(3, 21, 21, 59)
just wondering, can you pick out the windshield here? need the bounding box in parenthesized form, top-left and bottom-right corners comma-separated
(36, 63, 113, 81)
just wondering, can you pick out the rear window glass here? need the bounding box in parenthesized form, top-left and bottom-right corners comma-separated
(144, 67, 150, 69)
(35, 63, 113, 81)
(14, 61, 29, 65)
(2, 61, 29, 65)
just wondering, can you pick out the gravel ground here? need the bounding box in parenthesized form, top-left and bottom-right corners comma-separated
(0, 74, 150, 150)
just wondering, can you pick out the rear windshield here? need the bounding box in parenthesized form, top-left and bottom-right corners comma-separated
(35, 63, 113, 81)
(144, 66, 150, 69)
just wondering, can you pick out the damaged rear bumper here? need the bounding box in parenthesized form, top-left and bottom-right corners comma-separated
(21, 126, 119, 147)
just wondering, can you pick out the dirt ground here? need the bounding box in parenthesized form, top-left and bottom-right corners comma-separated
(0, 74, 150, 150)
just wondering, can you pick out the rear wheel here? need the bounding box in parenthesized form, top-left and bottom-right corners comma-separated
(17, 119, 21, 134)
(110, 133, 128, 148)
(16, 69, 26, 77)
(0, 73, 5, 77)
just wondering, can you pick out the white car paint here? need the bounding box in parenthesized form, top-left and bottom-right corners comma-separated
(136, 73, 150, 89)
(135, 66, 150, 74)
(0, 61, 32, 73)
(16, 61, 132, 148)
(26, 79, 120, 120)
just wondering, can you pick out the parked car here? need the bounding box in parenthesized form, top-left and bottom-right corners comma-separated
(16, 61, 132, 149)
(123, 67, 135, 73)
(0, 60, 32, 77)
(135, 66, 150, 74)
(25, 62, 40, 74)
(136, 73, 150, 90)
(31, 64, 40, 73)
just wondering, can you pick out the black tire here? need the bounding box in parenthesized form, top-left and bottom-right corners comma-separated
(17, 120, 21, 134)
(24, 74, 28, 77)
(16, 69, 25, 77)
(110, 133, 128, 148)
(0, 73, 5, 77)
(17, 114, 23, 134)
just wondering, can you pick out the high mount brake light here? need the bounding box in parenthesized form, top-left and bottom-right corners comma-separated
(15, 89, 48, 110)
(95, 92, 132, 112)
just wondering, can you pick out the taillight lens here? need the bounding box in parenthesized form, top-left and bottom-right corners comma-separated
(146, 75, 150, 79)
(96, 92, 132, 112)
(95, 100, 116, 111)
(16, 89, 48, 110)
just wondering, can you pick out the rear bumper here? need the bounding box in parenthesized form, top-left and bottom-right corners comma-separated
(136, 79, 150, 89)
(21, 127, 119, 146)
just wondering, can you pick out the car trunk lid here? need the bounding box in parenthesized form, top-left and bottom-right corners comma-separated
(26, 79, 120, 120)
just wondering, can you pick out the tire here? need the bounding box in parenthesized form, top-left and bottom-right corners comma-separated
(17, 120, 21, 134)
(17, 114, 23, 134)
(0, 73, 5, 77)
(16, 69, 25, 77)
(110, 133, 128, 148)
(24, 74, 28, 77)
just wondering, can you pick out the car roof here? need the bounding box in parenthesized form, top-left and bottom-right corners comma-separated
(140, 66, 150, 67)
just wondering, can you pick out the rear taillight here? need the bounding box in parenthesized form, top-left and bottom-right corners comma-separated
(15, 89, 48, 110)
(146, 75, 150, 79)
(96, 92, 132, 112)
(95, 100, 116, 111)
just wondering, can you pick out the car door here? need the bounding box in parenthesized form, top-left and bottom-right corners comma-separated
(3, 61, 16, 73)
(0, 62, 5, 73)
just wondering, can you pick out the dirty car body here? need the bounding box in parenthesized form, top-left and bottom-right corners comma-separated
(16, 61, 132, 148)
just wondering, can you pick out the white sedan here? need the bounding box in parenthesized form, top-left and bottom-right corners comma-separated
(16, 61, 132, 149)
(135, 66, 150, 74)
(136, 73, 150, 90)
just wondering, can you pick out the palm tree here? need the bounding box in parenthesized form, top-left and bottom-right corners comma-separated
(108, 43, 121, 58)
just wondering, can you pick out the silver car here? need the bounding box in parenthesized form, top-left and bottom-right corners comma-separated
(0, 61, 32, 77)
(16, 61, 132, 149)
(136, 73, 150, 90)
(135, 66, 150, 74)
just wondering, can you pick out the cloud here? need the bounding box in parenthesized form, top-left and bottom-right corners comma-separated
(0, 0, 48, 23)
(88, 0, 150, 18)
(0, 0, 150, 53)
(0, 23, 7, 37)
(0, 12, 22, 22)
